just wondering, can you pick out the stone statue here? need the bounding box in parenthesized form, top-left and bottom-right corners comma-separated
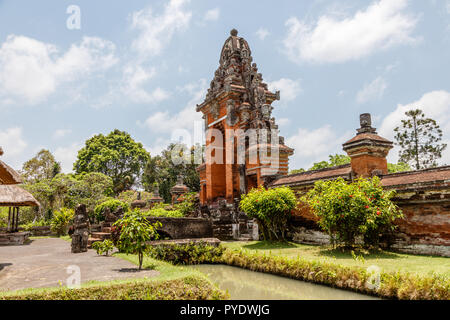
(71, 204, 89, 253)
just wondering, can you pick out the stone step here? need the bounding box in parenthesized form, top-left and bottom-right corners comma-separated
(87, 237, 102, 249)
(237, 235, 252, 241)
(101, 227, 112, 233)
(90, 232, 112, 240)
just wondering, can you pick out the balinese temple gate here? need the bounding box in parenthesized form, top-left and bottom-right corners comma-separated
(196, 29, 293, 240)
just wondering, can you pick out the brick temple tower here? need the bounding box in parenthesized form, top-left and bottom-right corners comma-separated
(196, 29, 294, 206)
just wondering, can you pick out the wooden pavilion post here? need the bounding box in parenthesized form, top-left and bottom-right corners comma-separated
(7, 206, 11, 232)
(15, 207, 20, 232)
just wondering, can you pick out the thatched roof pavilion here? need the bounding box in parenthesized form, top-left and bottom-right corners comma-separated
(0, 147, 39, 234)
(0, 185, 40, 207)
(0, 159, 23, 185)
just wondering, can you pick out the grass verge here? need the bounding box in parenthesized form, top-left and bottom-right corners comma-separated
(217, 247, 449, 300)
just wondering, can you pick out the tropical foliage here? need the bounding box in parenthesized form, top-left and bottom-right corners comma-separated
(74, 129, 150, 194)
(394, 109, 447, 170)
(50, 208, 74, 236)
(240, 186, 297, 241)
(113, 210, 161, 270)
(302, 177, 403, 248)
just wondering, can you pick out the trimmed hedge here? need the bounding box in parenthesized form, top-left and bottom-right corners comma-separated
(149, 242, 225, 265)
(218, 249, 449, 300)
(0, 277, 227, 300)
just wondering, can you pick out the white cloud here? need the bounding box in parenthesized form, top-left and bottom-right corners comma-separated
(131, 0, 192, 57)
(0, 127, 27, 168)
(121, 63, 170, 103)
(142, 79, 206, 134)
(286, 126, 351, 170)
(53, 129, 72, 140)
(267, 78, 302, 103)
(283, 0, 418, 64)
(0, 35, 117, 105)
(54, 142, 83, 173)
(204, 8, 220, 21)
(256, 28, 270, 40)
(356, 76, 388, 104)
(379, 90, 450, 165)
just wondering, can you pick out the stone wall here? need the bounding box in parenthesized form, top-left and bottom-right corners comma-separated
(285, 174, 450, 257)
(146, 217, 213, 240)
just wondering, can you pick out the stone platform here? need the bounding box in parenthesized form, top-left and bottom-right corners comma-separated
(0, 231, 30, 246)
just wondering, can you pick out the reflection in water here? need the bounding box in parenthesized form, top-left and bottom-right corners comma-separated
(191, 264, 378, 300)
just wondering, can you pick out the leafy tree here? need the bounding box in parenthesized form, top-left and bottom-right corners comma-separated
(22, 172, 113, 222)
(394, 109, 447, 170)
(94, 199, 129, 222)
(240, 186, 297, 241)
(142, 143, 200, 203)
(302, 177, 403, 248)
(74, 130, 150, 194)
(21, 149, 61, 183)
(289, 168, 305, 174)
(113, 210, 161, 270)
(387, 162, 411, 173)
(309, 154, 351, 171)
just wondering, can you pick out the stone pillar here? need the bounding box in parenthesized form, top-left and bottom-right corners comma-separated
(343, 113, 393, 178)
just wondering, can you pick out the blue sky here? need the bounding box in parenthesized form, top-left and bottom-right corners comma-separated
(0, 0, 449, 172)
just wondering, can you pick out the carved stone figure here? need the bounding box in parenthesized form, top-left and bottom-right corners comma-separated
(71, 204, 89, 253)
(226, 99, 238, 126)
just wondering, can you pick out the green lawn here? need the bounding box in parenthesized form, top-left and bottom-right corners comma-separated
(223, 241, 450, 277)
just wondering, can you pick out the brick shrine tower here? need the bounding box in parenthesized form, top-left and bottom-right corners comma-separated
(196, 29, 294, 206)
(343, 113, 394, 178)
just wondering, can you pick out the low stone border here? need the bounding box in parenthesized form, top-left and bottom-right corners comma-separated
(0, 231, 30, 245)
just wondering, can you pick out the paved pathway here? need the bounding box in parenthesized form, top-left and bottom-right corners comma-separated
(0, 238, 159, 292)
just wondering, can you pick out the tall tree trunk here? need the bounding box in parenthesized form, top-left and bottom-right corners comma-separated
(413, 115, 420, 170)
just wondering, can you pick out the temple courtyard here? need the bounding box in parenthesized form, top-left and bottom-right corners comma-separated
(0, 238, 158, 292)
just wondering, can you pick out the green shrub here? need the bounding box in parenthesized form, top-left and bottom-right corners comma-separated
(94, 199, 129, 222)
(113, 209, 161, 270)
(149, 242, 225, 265)
(92, 239, 115, 256)
(302, 177, 403, 248)
(144, 203, 184, 218)
(0, 277, 228, 300)
(173, 192, 198, 216)
(20, 219, 49, 231)
(240, 186, 297, 241)
(50, 208, 74, 236)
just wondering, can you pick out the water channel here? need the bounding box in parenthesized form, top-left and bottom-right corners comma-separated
(191, 264, 379, 300)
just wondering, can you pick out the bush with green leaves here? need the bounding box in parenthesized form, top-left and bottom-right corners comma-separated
(302, 177, 403, 248)
(149, 242, 225, 265)
(173, 192, 198, 216)
(143, 203, 184, 218)
(20, 219, 49, 231)
(94, 199, 129, 222)
(92, 239, 115, 256)
(240, 186, 297, 241)
(113, 209, 161, 270)
(50, 208, 74, 236)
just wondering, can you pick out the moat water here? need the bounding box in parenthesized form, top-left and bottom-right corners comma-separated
(190, 264, 379, 300)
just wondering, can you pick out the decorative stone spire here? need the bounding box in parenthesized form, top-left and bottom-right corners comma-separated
(357, 113, 377, 135)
